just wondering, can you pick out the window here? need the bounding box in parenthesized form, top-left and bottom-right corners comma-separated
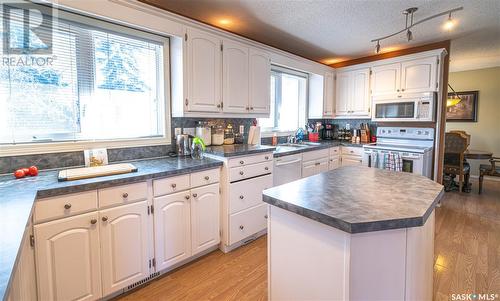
(0, 3, 167, 146)
(259, 66, 308, 132)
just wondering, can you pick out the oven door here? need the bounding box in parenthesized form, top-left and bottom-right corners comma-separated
(372, 100, 417, 122)
(400, 152, 423, 175)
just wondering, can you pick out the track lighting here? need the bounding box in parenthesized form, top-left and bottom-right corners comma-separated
(443, 12, 455, 30)
(375, 41, 381, 54)
(371, 6, 463, 50)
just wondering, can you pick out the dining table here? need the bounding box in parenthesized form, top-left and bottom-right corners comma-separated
(465, 149, 493, 160)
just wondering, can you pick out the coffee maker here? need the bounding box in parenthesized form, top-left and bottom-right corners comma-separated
(322, 123, 337, 140)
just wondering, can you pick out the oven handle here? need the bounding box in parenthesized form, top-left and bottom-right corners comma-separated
(275, 159, 302, 166)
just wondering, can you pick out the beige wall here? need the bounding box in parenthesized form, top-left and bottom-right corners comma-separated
(446, 66, 500, 176)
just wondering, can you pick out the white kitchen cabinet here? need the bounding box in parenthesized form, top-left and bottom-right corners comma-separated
(100, 201, 150, 296)
(249, 48, 271, 114)
(323, 71, 335, 117)
(186, 27, 222, 112)
(34, 212, 102, 301)
(400, 57, 438, 93)
(223, 39, 250, 113)
(371, 63, 401, 96)
(335, 67, 371, 118)
(341, 156, 363, 166)
(302, 160, 317, 178)
(153, 191, 192, 271)
(371, 56, 439, 96)
(191, 183, 220, 255)
(328, 147, 341, 171)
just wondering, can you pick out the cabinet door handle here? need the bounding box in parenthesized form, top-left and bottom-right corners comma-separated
(171, 183, 176, 188)
(250, 107, 254, 110)
(204, 176, 210, 180)
(264, 214, 268, 219)
(239, 171, 244, 175)
(315, 162, 320, 166)
(239, 225, 244, 230)
(239, 195, 244, 199)
(217, 104, 221, 108)
(185, 195, 190, 200)
(102, 216, 108, 222)
(122, 192, 128, 198)
(192, 193, 198, 198)
(401, 88, 405, 92)
(265, 167, 269, 171)
(265, 156, 269, 160)
(397, 89, 400, 92)
(64, 203, 72, 209)
(90, 219, 97, 225)
(239, 160, 244, 165)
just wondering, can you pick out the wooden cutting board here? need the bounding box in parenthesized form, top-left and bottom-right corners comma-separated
(58, 163, 138, 182)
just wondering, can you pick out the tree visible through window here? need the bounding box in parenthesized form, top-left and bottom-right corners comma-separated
(0, 5, 166, 144)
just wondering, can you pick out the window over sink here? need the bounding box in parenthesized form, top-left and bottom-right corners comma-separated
(258, 65, 308, 133)
(0, 3, 169, 152)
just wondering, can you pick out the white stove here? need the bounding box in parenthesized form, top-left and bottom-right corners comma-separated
(362, 127, 434, 178)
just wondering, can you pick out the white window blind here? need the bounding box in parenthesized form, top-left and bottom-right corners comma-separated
(0, 3, 167, 145)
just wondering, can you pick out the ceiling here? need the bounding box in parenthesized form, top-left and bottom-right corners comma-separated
(142, 0, 500, 72)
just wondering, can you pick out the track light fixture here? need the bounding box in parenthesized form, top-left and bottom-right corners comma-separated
(371, 6, 463, 53)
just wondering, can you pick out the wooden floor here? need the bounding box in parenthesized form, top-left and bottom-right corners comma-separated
(118, 180, 500, 301)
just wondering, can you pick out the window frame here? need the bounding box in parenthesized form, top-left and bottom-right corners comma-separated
(260, 65, 309, 136)
(0, 4, 171, 156)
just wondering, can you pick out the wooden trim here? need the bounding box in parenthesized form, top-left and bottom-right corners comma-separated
(436, 46, 450, 184)
(331, 41, 451, 68)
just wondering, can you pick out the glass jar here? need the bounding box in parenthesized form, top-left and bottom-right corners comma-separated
(195, 121, 211, 146)
(234, 125, 244, 144)
(191, 141, 204, 159)
(223, 124, 235, 145)
(211, 125, 224, 146)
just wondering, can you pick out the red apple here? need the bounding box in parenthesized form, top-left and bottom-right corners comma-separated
(29, 166, 39, 176)
(22, 167, 30, 176)
(14, 169, 25, 179)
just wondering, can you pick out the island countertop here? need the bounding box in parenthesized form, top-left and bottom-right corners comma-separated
(262, 165, 444, 234)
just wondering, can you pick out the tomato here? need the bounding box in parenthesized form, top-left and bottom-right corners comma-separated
(22, 167, 30, 175)
(14, 169, 25, 179)
(29, 166, 39, 176)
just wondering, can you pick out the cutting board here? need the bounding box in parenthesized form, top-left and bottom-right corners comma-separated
(58, 163, 138, 182)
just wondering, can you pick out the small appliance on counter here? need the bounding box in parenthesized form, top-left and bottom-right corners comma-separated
(176, 134, 192, 156)
(323, 123, 336, 140)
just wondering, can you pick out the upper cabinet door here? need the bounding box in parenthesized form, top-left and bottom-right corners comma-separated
(191, 183, 220, 255)
(153, 191, 192, 271)
(371, 63, 401, 95)
(323, 72, 335, 117)
(34, 212, 102, 301)
(222, 39, 250, 113)
(350, 68, 371, 116)
(335, 72, 350, 116)
(186, 28, 222, 112)
(100, 201, 150, 296)
(401, 57, 438, 93)
(249, 48, 271, 115)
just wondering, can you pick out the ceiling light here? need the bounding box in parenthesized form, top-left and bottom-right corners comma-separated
(443, 13, 455, 30)
(406, 29, 413, 41)
(375, 41, 381, 54)
(218, 18, 232, 26)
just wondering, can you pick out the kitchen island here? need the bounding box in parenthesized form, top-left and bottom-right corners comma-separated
(263, 165, 443, 301)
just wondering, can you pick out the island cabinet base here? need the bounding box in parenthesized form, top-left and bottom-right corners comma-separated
(267, 206, 435, 301)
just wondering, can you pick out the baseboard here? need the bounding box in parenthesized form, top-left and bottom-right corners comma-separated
(220, 229, 268, 253)
(469, 175, 500, 182)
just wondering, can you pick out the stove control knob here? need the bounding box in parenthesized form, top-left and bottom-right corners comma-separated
(417, 130, 422, 135)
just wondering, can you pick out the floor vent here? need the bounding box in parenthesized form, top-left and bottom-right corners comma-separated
(125, 272, 161, 292)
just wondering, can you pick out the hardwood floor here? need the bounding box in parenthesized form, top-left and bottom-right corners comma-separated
(118, 180, 500, 301)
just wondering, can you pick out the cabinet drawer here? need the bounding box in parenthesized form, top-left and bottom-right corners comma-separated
(228, 152, 273, 168)
(191, 168, 220, 188)
(99, 182, 147, 208)
(341, 146, 363, 157)
(34, 190, 98, 224)
(302, 149, 329, 162)
(153, 174, 190, 197)
(229, 203, 268, 245)
(329, 147, 340, 157)
(229, 161, 272, 182)
(229, 174, 272, 214)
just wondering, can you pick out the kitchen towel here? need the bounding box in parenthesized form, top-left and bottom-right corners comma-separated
(370, 151, 380, 169)
(384, 152, 403, 171)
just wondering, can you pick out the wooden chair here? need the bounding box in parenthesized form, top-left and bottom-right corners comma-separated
(479, 156, 500, 194)
(443, 132, 471, 193)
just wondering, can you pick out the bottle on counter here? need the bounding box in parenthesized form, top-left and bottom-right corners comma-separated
(223, 124, 235, 145)
(211, 125, 224, 145)
(234, 125, 244, 144)
(272, 132, 278, 146)
(195, 121, 211, 146)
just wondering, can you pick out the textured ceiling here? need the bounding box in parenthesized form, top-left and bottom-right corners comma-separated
(142, 0, 500, 71)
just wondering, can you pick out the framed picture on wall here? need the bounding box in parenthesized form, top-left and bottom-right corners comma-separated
(446, 90, 479, 122)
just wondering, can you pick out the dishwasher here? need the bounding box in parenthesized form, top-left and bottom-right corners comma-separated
(273, 154, 302, 186)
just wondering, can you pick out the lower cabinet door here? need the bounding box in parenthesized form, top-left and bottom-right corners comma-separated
(317, 158, 329, 173)
(342, 156, 363, 166)
(302, 160, 317, 178)
(99, 201, 150, 296)
(191, 183, 220, 255)
(153, 191, 192, 271)
(329, 157, 340, 170)
(34, 212, 102, 301)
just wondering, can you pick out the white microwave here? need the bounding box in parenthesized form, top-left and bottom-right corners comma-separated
(371, 92, 436, 122)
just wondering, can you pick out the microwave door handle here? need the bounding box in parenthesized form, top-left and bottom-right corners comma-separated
(416, 101, 421, 120)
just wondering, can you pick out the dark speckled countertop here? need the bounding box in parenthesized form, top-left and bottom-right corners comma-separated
(0, 156, 223, 300)
(263, 165, 444, 234)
